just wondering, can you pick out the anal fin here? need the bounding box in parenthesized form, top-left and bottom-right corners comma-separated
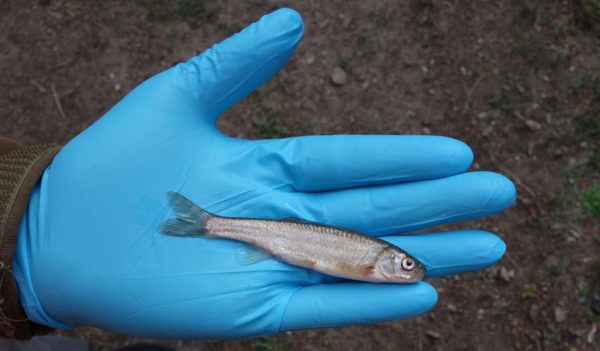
(235, 247, 272, 266)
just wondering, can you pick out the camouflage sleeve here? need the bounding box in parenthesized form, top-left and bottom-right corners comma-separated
(0, 136, 60, 339)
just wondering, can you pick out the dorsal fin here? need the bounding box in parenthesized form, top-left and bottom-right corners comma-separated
(281, 217, 319, 225)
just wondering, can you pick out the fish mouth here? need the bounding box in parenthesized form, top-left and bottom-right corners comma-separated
(393, 265, 426, 283)
(403, 272, 426, 283)
(409, 264, 427, 282)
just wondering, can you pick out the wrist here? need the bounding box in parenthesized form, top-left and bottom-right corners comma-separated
(13, 179, 72, 330)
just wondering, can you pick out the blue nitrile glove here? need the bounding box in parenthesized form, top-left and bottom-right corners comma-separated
(13, 8, 515, 339)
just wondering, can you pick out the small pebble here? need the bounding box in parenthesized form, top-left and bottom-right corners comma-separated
(330, 66, 348, 86)
(498, 266, 515, 282)
(426, 330, 441, 339)
(341, 16, 352, 28)
(475, 308, 485, 320)
(447, 303, 458, 312)
(545, 256, 561, 275)
(569, 228, 582, 240)
(525, 119, 541, 131)
(486, 265, 499, 279)
(554, 306, 567, 323)
(528, 102, 539, 111)
(528, 304, 539, 321)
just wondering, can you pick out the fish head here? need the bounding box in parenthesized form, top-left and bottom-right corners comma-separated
(370, 247, 426, 283)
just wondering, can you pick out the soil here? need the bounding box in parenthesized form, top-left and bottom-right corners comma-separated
(1, 0, 599, 350)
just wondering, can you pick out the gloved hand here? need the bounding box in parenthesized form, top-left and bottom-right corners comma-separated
(13, 8, 516, 339)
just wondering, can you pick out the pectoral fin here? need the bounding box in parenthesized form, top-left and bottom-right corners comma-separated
(362, 265, 375, 276)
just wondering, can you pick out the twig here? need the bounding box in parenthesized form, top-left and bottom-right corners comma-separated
(50, 83, 66, 119)
(30, 80, 48, 93)
(488, 151, 537, 199)
(513, 110, 526, 122)
(569, 0, 575, 26)
(417, 317, 423, 351)
(533, 8, 542, 29)
(47, 58, 74, 70)
(487, 151, 541, 218)
(499, 165, 537, 200)
(504, 252, 519, 270)
(535, 332, 542, 351)
(465, 74, 487, 110)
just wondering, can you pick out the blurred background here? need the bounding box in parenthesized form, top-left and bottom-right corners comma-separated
(1, 0, 599, 350)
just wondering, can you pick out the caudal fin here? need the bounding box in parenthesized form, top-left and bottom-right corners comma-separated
(159, 191, 211, 236)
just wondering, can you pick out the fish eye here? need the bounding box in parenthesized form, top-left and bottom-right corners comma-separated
(401, 257, 415, 271)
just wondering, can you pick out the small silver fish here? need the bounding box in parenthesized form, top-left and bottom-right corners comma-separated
(159, 191, 426, 283)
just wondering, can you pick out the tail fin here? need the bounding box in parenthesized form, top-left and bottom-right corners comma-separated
(159, 191, 211, 236)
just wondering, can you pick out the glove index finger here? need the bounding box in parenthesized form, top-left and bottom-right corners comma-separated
(184, 8, 304, 121)
(279, 282, 437, 332)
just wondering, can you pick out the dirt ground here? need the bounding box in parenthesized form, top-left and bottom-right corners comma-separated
(1, 0, 599, 350)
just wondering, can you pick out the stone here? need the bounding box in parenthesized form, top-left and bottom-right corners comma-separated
(330, 66, 348, 86)
(529, 304, 539, 321)
(426, 330, 441, 339)
(525, 119, 541, 131)
(498, 266, 515, 282)
(554, 306, 567, 323)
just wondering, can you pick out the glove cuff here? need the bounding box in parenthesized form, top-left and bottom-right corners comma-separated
(0, 136, 60, 339)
